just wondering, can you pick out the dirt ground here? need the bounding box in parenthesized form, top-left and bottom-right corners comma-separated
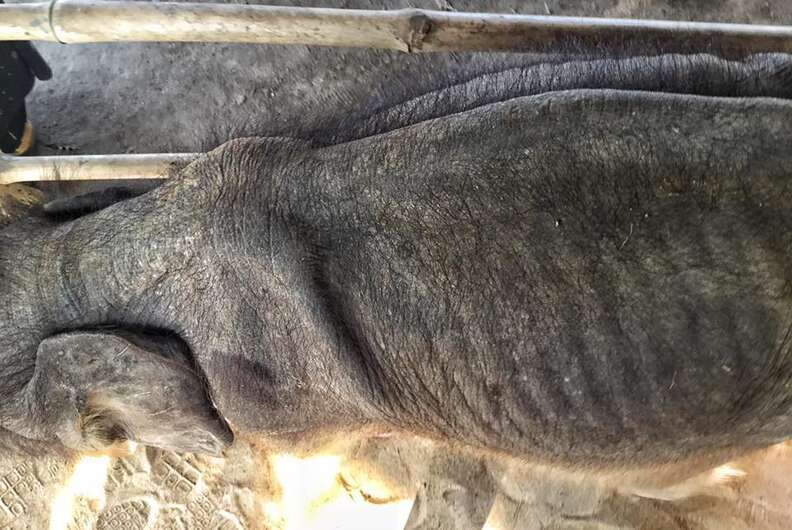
(2, 0, 792, 528)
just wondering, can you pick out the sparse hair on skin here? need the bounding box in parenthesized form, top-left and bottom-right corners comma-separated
(77, 394, 134, 453)
(0, 183, 44, 227)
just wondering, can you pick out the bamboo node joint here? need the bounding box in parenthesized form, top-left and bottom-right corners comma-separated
(404, 10, 432, 53)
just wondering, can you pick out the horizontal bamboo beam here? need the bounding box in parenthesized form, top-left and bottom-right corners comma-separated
(0, 153, 197, 185)
(0, 2, 51, 41)
(1, 0, 792, 55)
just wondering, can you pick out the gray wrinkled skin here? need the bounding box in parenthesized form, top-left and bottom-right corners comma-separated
(1, 52, 791, 472)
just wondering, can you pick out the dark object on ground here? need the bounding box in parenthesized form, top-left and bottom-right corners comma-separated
(0, 0, 51, 155)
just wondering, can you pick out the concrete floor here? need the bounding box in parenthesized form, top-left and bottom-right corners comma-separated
(2, 1, 792, 529)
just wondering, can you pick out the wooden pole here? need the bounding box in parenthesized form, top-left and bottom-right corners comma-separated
(0, 2, 51, 41)
(0, 153, 197, 186)
(0, 0, 792, 55)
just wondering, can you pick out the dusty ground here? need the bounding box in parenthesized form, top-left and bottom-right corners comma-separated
(1, 0, 792, 528)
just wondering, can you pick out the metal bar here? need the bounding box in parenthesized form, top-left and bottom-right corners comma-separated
(0, 0, 791, 55)
(0, 153, 197, 185)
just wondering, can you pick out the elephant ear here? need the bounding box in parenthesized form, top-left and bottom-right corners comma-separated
(19, 331, 233, 456)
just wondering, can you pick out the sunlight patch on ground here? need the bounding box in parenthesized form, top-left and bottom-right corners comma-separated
(267, 453, 414, 530)
(49, 454, 112, 530)
(711, 463, 746, 483)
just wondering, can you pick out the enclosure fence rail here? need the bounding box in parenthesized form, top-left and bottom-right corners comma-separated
(0, 153, 198, 185)
(2, 0, 792, 55)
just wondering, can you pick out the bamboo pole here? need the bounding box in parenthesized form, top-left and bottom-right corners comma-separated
(0, 153, 197, 186)
(0, 0, 791, 54)
(0, 2, 51, 41)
